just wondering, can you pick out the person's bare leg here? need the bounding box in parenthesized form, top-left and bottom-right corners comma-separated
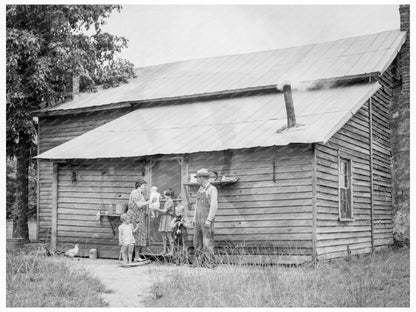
(134, 246, 145, 262)
(160, 233, 167, 255)
(166, 232, 174, 256)
(128, 245, 134, 264)
(122, 245, 128, 264)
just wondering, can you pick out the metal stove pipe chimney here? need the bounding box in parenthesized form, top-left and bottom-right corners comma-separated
(283, 84, 296, 128)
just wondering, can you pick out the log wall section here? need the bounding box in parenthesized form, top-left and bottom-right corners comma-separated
(37, 108, 132, 241)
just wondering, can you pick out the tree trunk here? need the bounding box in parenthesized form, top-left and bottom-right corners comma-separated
(12, 132, 30, 242)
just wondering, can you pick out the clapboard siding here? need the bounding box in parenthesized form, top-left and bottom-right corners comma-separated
(187, 145, 314, 255)
(55, 160, 146, 257)
(38, 161, 53, 241)
(315, 68, 394, 259)
(51, 151, 314, 260)
(38, 108, 132, 153)
(373, 66, 394, 246)
(37, 108, 132, 242)
(315, 101, 372, 259)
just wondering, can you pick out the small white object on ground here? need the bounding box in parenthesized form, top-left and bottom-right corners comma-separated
(65, 244, 79, 259)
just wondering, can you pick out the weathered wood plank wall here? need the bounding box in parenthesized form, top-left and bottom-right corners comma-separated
(187, 145, 314, 258)
(38, 108, 132, 241)
(47, 145, 314, 260)
(55, 159, 146, 258)
(373, 66, 395, 248)
(315, 72, 394, 260)
(316, 101, 372, 260)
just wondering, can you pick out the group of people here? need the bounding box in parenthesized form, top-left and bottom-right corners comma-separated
(118, 168, 218, 268)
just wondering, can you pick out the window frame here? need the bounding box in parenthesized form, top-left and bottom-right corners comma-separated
(338, 153, 354, 222)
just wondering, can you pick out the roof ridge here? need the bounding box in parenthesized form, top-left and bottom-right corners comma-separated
(40, 29, 404, 115)
(133, 29, 402, 70)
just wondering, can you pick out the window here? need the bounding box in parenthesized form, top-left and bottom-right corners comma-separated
(339, 157, 353, 220)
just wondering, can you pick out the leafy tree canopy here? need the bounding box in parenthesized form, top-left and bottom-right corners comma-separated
(6, 5, 135, 157)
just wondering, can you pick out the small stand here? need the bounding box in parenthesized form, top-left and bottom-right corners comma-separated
(183, 177, 239, 210)
(183, 179, 239, 187)
(100, 214, 122, 236)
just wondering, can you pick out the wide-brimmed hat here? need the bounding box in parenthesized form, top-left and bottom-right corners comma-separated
(195, 168, 210, 177)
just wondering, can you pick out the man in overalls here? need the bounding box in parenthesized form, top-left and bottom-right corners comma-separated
(192, 168, 218, 267)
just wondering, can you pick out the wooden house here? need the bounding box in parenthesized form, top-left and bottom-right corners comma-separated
(35, 30, 406, 264)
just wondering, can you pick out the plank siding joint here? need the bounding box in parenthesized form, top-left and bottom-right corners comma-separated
(311, 144, 317, 263)
(369, 98, 375, 252)
(51, 162, 58, 250)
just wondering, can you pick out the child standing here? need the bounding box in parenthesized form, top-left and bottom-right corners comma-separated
(149, 186, 161, 219)
(118, 213, 139, 264)
(151, 188, 175, 255)
(170, 204, 192, 264)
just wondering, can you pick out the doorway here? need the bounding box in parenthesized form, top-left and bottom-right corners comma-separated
(149, 159, 182, 245)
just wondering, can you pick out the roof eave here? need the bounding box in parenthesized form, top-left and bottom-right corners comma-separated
(379, 31, 407, 76)
(35, 72, 381, 117)
(321, 81, 382, 144)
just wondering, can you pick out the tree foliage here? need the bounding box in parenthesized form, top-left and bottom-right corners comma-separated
(6, 5, 135, 239)
(6, 5, 135, 157)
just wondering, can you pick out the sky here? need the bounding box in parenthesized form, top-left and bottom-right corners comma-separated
(101, 5, 400, 68)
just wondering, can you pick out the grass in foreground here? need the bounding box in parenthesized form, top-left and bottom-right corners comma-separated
(145, 247, 410, 307)
(6, 250, 108, 307)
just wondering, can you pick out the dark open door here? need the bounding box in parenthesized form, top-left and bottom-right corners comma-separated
(149, 159, 182, 246)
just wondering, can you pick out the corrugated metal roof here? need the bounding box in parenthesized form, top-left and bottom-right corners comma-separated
(44, 30, 404, 113)
(36, 82, 380, 160)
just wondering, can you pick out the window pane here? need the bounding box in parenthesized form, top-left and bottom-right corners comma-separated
(340, 161, 345, 186)
(344, 172, 349, 188)
(346, 188, 352, 218)
(339, 159, 352, 219)
(340, 189, 347, 218)
(340, 159, 350, 189)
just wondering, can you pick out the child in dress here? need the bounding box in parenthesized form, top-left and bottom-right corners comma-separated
(170, 204, 192, 264)
(149, 186, 161, 219)
(118, 213, 139, 264)
(151, 189, 175, 255)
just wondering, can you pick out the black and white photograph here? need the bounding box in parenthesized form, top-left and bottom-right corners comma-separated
(4, 1, 412, 308)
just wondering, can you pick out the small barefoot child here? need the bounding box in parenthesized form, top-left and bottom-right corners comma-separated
(118, 213, 139, 265)
(152, 188, 175, 255)
(149, 186, 161, 219)
(170, 204, 192, 264)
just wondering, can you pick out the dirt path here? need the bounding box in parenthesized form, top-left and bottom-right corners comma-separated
(73, 258, 189, 307)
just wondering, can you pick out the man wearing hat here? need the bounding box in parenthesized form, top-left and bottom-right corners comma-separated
(192, 168, 218, 267)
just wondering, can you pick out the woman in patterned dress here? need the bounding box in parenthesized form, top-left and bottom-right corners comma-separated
(127, 179, 150, 262)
